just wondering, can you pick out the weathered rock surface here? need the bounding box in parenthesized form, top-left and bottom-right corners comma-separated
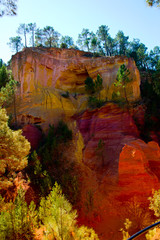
(77, 103, 139, 174)
(22, 124, 43, 150)
(11, 48, 140, 130)
(118, 140, 160, 201)
(12, 47, 140, 98)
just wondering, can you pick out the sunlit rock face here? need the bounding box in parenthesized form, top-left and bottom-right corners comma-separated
(11, 47, 140, 130)
(12, 47, 140, 98)
(118, 140, 160, 200)
(77, 103, 139, 173)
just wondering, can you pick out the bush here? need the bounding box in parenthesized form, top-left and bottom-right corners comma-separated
(88, 96, 104, 109)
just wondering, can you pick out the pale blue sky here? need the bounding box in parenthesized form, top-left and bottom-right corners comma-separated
(0, 0, 160, 63)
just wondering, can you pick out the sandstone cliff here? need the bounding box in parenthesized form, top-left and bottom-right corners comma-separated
(11, 47, 140, 129)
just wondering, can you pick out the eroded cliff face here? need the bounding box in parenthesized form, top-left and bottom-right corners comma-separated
(11, 47, 140, 129)
(12, 47, 140, 97)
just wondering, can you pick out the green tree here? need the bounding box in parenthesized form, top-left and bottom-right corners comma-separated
(28, 23, 36, 47)
(43, 26, 60, 47)
(114, 64, 132, 106)
(0, 65, 10, 89)
(0, 77, 18, 125)
(0, 188, 37, 240)
(90, 35, 99, 53)
(8, 36, 23, 53)
(35, 28, 44, 47)
(115, 30, 129, 55)
(0, 0, 17, 16)
(0, 108, 30, 190)
(0, 59, 3, 68)
(77, 28, 92, 51)
(17, 23, 29, 48)
(85, 75, 104, 109)
(95, 74, 103, 100)
(136, 43, 148, 69)
(60, 36, 74, 48)
(85, 77, 95, 95)
(97, 25, 111, 56)
(146, 0, 160, 6)
(39, 183, 99, 240)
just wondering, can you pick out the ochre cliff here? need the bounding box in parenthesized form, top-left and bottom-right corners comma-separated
(12, 47, 140, 97)
(76, 103, 139, 172)
(11, 47, 140, 129)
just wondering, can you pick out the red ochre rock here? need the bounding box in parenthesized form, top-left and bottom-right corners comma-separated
(118, 140, 160, 202)
(77, 103, 139, 173)
(22, 124, 42, 150)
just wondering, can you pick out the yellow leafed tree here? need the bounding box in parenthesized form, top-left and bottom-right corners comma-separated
(0, 108, 30, 190)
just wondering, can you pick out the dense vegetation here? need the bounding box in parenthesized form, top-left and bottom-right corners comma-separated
(0, 183, 99, 240)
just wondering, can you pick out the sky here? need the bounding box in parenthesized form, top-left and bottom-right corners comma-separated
(0, 0, 160, 63)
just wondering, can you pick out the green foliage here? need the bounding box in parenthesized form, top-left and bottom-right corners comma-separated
(77, 29, 92, 52)
(88, 96, 104, 109)
(76, 226, 99, 240)
(28, 23, 36, 47)
(8, 36, 23, 53)
(0, 108, 30, 190)
(0, 0, 17, 17)
(0, 183, 99, 240)
(42, 25, 60, 48)
(39, 182, 77, 240)
(115, 64, 132, 87)
(60, 42, 68, 49)
(29, 151, 52, 195)
(17, 24, 29, 48)
(0, 79, 17, 107)
(61, 91, 69, 98)
(115, 31, 129, 55)
(146, 0, 160, 7)
(85, 74, 104, 109)
(0, 188, 37, 240)
(0, 65, 10, 89)
(85, 77, 95, 95)
(95, 74, 103, 100)
(96, 25, 112, 56)
(60, 36, 74, 48)
(39, 183, 99, 240)
(28, 121, 77, 202)
(114, 64, 132, 106)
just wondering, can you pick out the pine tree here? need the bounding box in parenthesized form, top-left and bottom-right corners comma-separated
(114, 64, 132, 106)
(0, 108, 30, 190)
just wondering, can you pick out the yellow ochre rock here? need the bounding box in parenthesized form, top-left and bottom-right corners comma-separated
(11, 47, 140, 127)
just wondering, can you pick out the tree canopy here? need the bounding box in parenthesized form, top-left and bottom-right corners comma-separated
(0, 108, 30, 190)
(0, 0, 17, 17)
(146, 0, 160, 6)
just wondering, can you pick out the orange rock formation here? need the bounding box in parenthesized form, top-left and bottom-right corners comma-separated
(11, 47, 140, 129)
